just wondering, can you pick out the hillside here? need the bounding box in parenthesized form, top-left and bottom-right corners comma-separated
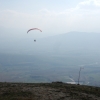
(1, 31, 100, 55)
(0, 82, 100, 100)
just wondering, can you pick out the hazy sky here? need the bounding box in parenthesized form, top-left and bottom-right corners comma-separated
(0, 0, 100, 38)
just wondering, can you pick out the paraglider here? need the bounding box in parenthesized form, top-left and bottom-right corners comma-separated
(34, 39, 36, 42)
(27, 28, 42, 33)
(27, 28, 42, 42)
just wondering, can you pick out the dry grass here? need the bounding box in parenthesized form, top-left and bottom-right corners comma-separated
(0, 82, 100, 100)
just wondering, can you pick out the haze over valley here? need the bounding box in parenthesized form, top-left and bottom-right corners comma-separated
(0, 32, 100, 87)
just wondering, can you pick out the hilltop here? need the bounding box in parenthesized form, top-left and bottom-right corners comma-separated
(0, 82, 100, 100)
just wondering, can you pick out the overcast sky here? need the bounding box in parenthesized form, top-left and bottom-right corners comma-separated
(0, 0, 100, 38)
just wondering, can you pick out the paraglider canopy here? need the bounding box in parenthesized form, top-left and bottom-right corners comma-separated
(27, 28, 42, 33)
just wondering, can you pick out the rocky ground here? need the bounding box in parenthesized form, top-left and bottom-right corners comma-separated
(0, 82, 100, 100)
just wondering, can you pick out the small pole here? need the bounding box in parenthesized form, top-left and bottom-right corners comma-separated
(78, 67, 84, 85)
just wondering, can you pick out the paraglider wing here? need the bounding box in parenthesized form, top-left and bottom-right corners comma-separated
(27, 28, 42, 33)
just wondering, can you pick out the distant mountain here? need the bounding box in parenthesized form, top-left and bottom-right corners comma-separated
(0, 31, 100, 55)
(24, 31, 100, 56)
(36, 31, 100, 55)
